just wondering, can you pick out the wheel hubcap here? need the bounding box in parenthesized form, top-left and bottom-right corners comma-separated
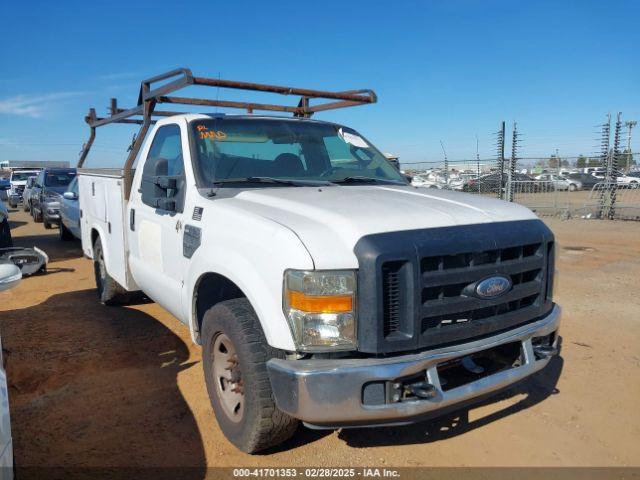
(212, 333, 244, 422)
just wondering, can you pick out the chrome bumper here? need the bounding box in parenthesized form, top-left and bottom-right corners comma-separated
(267, 305, 561, 428)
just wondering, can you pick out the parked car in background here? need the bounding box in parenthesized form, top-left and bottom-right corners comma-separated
(535, 173, 576, 191)
(59, 177, 81, 240)
(21, 176, 37, 212)
(582, 167, 606, 179)
(0, 201, 11, 248)
(411, 174, 443, 188)
(565, 173, 600, 191)
(0, 179, 9, 202)
(463, 172, 535, 193)
(30, 168, 76, 229)
(616, 174, 639, 189)
(8, 169, 40, 208)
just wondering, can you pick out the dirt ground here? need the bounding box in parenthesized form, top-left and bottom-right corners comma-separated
(1, 208, 639, 472)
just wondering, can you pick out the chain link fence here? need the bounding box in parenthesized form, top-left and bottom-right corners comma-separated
(403, 153, 640, 221)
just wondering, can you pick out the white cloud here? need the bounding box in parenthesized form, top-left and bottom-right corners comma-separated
(97, 72, 137, 81)
(0, 91, 85, 118)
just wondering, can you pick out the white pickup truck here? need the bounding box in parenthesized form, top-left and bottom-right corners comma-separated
(77, 69, 560, 453)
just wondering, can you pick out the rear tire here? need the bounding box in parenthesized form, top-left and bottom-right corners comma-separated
(93, 236, 130, 305)
(202, 298, 298, 453)
(568, 183, 577, 192)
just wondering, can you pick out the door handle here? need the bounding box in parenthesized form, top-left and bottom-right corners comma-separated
(175, 219, 182, 233)
(130, 208, 135, 231)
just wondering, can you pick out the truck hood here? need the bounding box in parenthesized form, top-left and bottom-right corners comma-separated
(225, 185, 538, 269)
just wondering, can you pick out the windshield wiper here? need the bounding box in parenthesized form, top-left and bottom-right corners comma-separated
(333, 176, 406, 185)
(212, 177, 334, 187)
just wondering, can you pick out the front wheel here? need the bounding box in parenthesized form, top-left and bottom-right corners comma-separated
(568, 183, 577, 192)
(202, 299, 298, 453)
(0, 219, 12, 248)
(59, 222, 73, 241)
(33, 206, 43, 223)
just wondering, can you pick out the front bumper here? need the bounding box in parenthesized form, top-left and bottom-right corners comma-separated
(43, 202, 60, 221)
(268, 305, 560, 428)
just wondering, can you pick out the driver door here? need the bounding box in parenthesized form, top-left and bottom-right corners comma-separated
(128, 123, 188, 319)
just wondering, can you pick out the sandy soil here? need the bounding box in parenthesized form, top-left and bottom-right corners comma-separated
(1, 208, 639, 472)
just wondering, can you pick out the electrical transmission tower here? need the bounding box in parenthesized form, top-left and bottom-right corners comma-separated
(507, 122, 520, 202)
(495, 121, 506, 199)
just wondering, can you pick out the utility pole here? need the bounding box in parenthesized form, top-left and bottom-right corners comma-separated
(625, 120, 637, 171)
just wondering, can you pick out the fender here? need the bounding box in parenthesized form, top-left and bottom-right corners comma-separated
(88, 224, 109, 264)
(182, 212, 314, 350)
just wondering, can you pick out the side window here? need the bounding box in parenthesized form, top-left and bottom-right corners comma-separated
(68, 177, 78, 194)
(147, 125, 184, 176)
(141, 124, 186, 212)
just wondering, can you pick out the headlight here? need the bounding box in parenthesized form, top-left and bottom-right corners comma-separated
(283, 270, 357, 352)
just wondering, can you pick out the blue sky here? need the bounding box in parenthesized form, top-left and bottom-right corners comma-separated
(1, 0, 638, 168)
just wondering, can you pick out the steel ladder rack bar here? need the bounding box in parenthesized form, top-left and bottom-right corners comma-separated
(77, 67, 377, 199)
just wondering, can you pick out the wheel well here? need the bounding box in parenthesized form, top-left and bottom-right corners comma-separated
(194, 273, 246, 341)
(91, 228, 99, 247)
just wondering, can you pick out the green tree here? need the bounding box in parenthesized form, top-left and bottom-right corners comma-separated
(587, 158, 601, 167)
(621, 149, 636, 170)
(576, 155, 587, 168)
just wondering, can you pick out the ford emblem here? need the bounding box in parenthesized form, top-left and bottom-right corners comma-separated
(474, 275, 512, 299)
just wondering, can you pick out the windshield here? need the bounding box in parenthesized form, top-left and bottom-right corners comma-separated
(11, 171, 38, 181)
(45, 171, 76, 187)
(191, 118, 406, 186)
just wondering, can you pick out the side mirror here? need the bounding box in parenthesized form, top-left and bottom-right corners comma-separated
(0, 263, 22, 292)
(63, 191, 78, 200)
(141, 158, 180, 212)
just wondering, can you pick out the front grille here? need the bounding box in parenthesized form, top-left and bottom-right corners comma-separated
(418, 243, 543, 334)
(355, 220, 555, 354)
(381, 263, 402, 336)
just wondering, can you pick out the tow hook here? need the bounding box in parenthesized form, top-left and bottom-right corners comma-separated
(533, 344, 558, 360)
(408, 381, 437, 399)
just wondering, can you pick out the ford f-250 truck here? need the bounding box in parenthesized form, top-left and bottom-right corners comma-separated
(77, 69, 560, 453)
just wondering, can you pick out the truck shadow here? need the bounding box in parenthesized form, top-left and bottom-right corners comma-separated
(7, 219, 28, 230)
(1, 289, 207, 476)
(337, 349, 564, 448)
(13, 233, 84, 262)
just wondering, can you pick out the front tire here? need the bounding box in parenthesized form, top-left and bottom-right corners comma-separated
(0, 219, 12, 248)
(568, 183, 577, 192)
(59, 221, 73, 241)
(202, 299, 298, 453)
(33, 206, 43, 223)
